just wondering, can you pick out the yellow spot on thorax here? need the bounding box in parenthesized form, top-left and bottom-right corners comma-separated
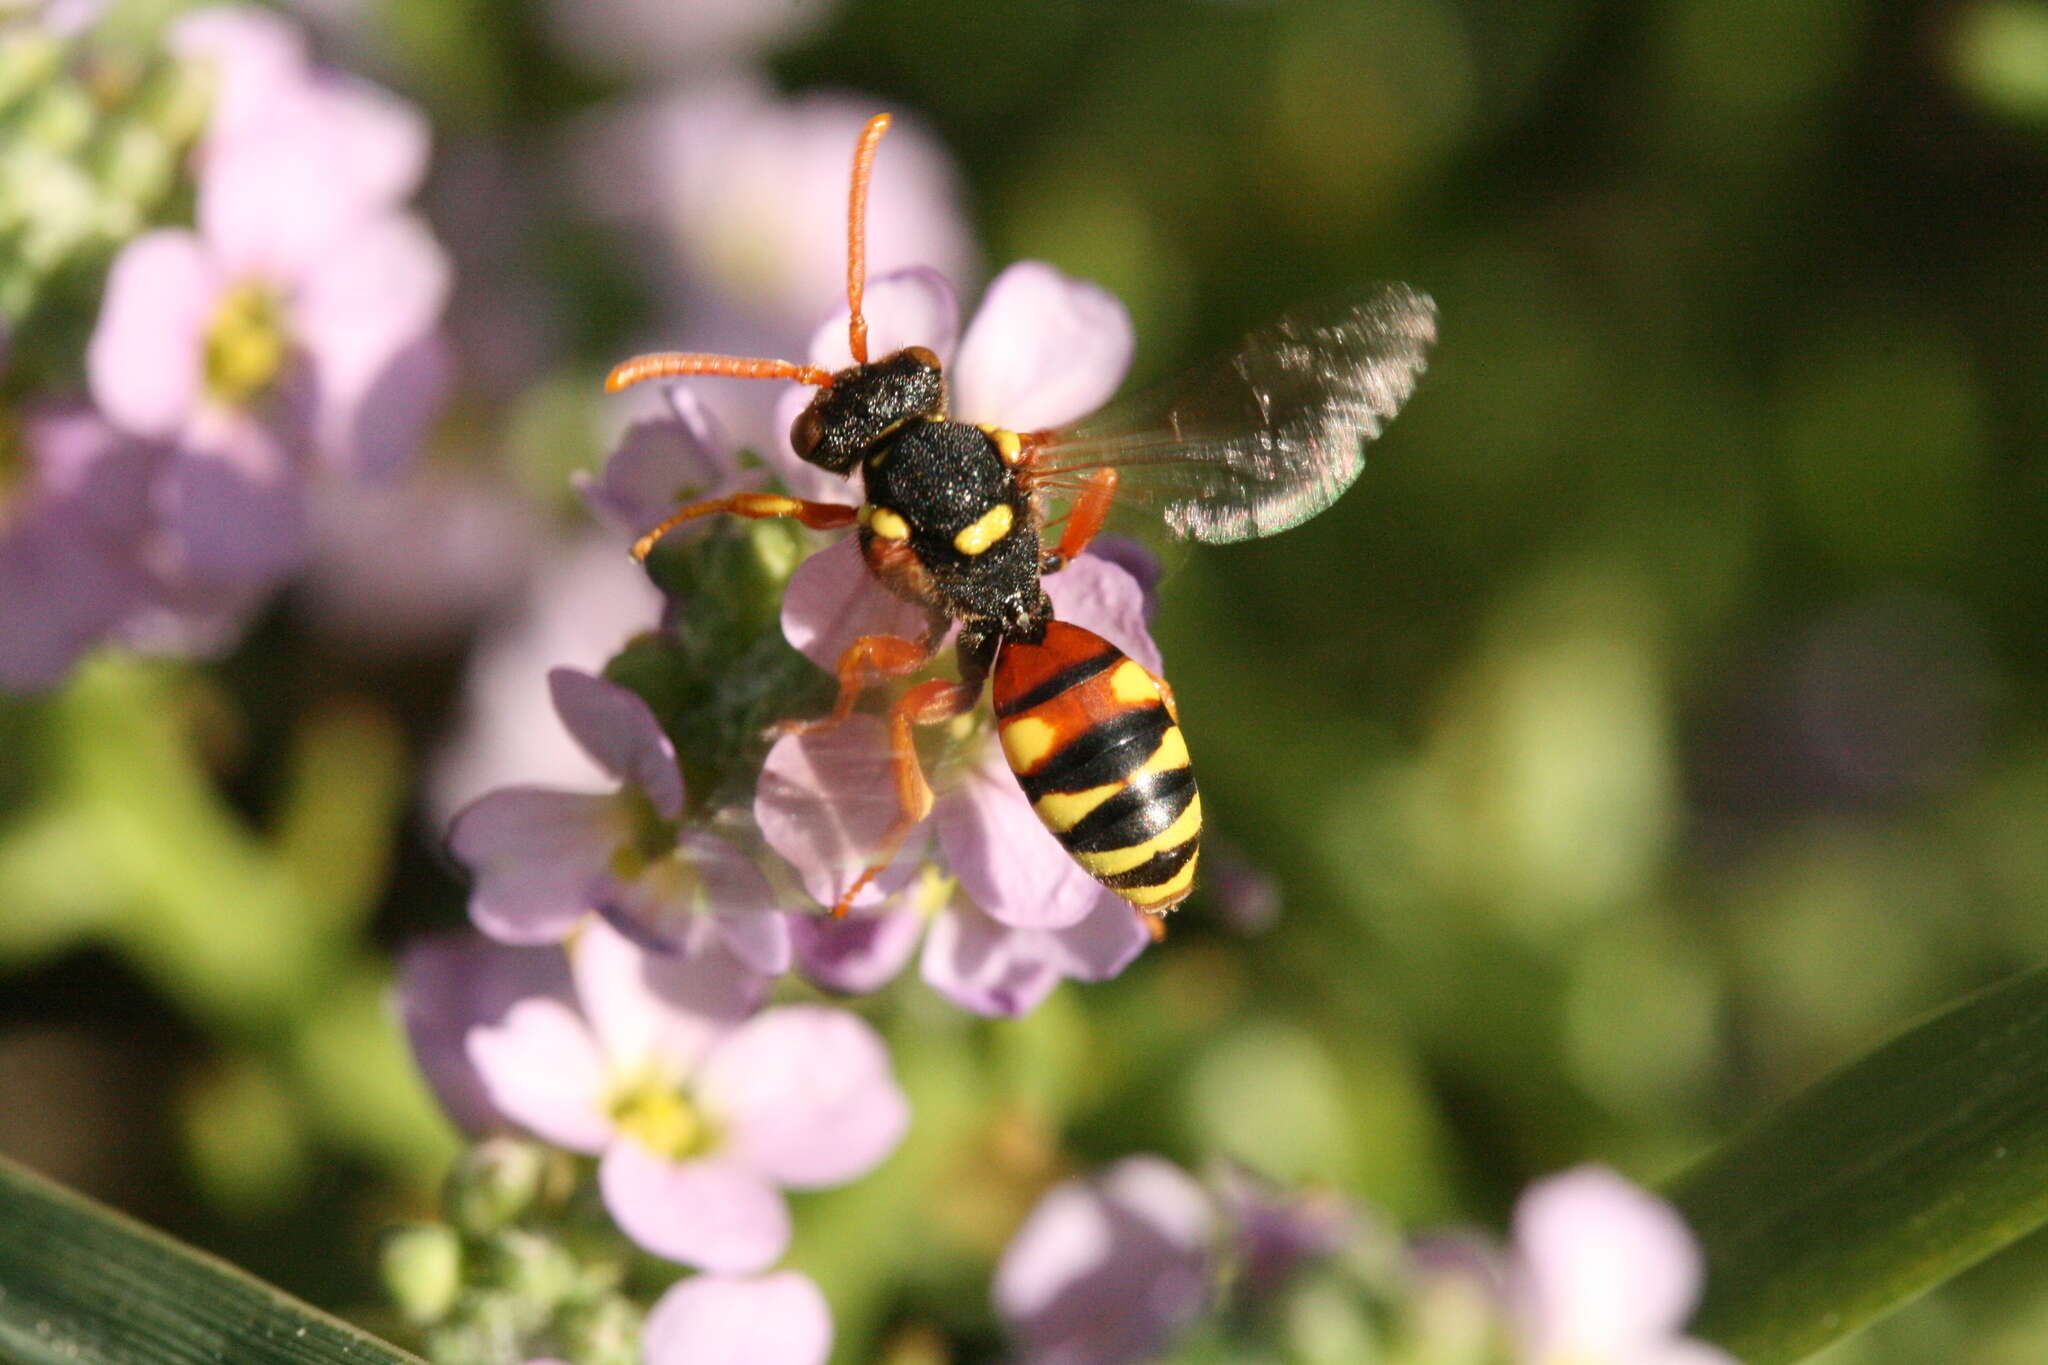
(978, 425, 1024, 465)
(864, 505, 911, 542)
(204, 280, 289, 406)
(953, 502, 1014, 555)
(1000, 715, 1058, 772)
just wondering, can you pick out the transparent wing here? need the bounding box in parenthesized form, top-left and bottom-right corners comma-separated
(1027, 285, 1438, 544)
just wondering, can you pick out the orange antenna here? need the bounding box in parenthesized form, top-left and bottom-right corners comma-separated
(845, 112, 892, 365)
(605, 352, 834, 393)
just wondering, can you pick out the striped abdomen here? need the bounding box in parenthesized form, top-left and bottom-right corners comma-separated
(991, 620, 1201, 911)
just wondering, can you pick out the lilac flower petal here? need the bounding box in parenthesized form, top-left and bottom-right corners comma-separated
(577, 386, 745, 536)
(572, 919, 763, 1079)
(951, 262, 1133, 432)
(934, 743, 1105, 931)
(766, 382, 863, 505)
(465, 997, 612, 1153)
(994, 1155, 1214, 1365)
(397, 933, 574, 1135)
(0, 508, 144, 693)
(447, 786, 618, 944)
(87, 230, 217, 440)
(1511, 1166, 1706, 1360)
(802, 267, 961, 372)
(200, 77, 431, 278)
(1215, 1166, 1361, 1305)
(698, 1005, 909, 1187)
(23, 403, 158, 540)
(156, 410, 308, 586)
(598, 1144, 790, 1273)
(597, 832, 791, 976)
(792, 905, 924, 995)
(779, 535, 935, 672)
(755, 717, 930, 911)
(290, 212, 452, 473)
(920, 898, 1062, 1018)
(170, 6, 310, 141)
(428, 534, 665, 825)
(1045, 893, 1153, 983)
(642, 1271, 832, 1365)
(1043, 553, 1163, 676)
(546, 668, 684, 817)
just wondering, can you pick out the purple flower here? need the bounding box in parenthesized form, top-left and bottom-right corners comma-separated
(429, 533, 665, 824)
(1506, 1167, 1735, 1365)
(1215, 1165, 1361, 1306)
(545, 0, 836, 78)
(395, 932, 576, 1135)
(758, 549, 1158, 1014)
(574, 80, 975, 335)
(0, 404, 157, 691)
(465, 920, 908, 1272)
(448, 668, 791, 974)
(642, 1270, 832, 1365)
(994, 1155, 1216, 1365)
(84, 8, 448, 603)
(574, 384, 756, 542)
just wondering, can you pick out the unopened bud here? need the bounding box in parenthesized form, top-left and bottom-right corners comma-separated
(378, 1221, 462, 1325)
(445, 1137, 550, 1234)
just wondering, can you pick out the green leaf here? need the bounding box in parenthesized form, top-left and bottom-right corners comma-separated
(0, 1155, 424, 1365)
(1669, 963, 2048, 1363)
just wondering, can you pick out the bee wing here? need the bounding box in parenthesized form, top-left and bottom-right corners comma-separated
(1025, 285, 1438, 544)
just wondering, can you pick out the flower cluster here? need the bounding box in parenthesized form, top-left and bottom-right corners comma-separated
(0, 5, 449, 691)
(994, 1157, 1736, 1365)
(448, 259, 1164, 1024)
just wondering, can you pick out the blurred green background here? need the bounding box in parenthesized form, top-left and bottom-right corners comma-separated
(5, 0, 2048, 1360)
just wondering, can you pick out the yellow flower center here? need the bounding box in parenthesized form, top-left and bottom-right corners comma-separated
(606, 787, 683, 883)
(608, 1078, 716, 1161)
(203, 280, 289, 406)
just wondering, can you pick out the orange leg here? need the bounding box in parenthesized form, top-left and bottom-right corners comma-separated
(833, 678, 982, 916)
(1040, 468, 1120, 571)
(1137, 906, 1168, 942)
(775, 632, 938, 738)
(631, 493, 857, 561)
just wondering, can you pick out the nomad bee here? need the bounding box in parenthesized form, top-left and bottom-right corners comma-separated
(608, 114, 1436, 919)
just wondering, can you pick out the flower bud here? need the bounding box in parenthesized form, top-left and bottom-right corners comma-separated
(445, 1137, 551, 1234)
(377, 1222, 462, 1325)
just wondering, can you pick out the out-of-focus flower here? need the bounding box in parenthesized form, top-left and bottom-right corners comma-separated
(51, 3, 451, 665)
(642, 1270, 833, 1365)
(994, 1155, 1215, 1365)
(1506, 1167, 1734, 1365)
(449, 668, 790, 974)
(466, 920, 908, 1272)
(0, 404, 156, 691)
(430, 534, 665, 823)
(396, 933, 576, 1136)
(574, 385, 755, 542)
(546, 0, 836, 79)
(575, 81, 975, 336)
(298, 470, 540, 656)
(1215, 1165, 1360, 1306)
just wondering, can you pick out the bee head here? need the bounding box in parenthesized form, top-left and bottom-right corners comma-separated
(789, 345, 945, 474)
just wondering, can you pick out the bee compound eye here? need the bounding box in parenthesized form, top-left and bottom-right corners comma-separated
(790, 406, 826, 460)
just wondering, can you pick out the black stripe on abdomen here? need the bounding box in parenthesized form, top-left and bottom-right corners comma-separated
(1058, 765, 1198, 855)
(992, 648, 1120, 719)
(1015, 705, 1172, 802)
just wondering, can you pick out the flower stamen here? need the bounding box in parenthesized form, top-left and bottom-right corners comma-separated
(203, 280, 289, 406)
